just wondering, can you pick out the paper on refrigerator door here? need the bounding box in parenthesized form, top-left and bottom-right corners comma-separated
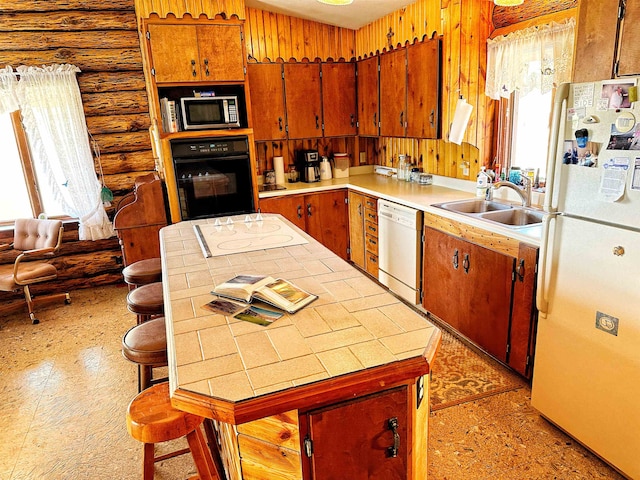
(599, 158, 629, 201)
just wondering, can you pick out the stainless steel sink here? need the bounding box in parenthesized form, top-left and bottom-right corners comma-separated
(477, 208, 545, 227)
(431, 198, 545, 229)
(433, 199, 513, 214)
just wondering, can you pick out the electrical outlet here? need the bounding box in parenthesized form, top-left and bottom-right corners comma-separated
(595, 311, 619, 336)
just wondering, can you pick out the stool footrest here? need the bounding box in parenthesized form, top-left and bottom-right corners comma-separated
(154, 447, 190, 463)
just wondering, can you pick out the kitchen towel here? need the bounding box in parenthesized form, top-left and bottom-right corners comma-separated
(273, 156, 285, 185)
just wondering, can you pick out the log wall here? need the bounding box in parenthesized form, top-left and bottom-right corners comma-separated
(0, 0, 149, 310)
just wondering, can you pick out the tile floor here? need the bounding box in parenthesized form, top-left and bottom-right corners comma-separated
(0, 285, 625, 480)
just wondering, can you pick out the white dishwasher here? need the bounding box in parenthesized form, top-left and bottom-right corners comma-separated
(377, 199, 423, 304)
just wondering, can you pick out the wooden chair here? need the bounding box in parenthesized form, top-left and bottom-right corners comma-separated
(0, 218, 70, 324)
(126, 382, 223, 480)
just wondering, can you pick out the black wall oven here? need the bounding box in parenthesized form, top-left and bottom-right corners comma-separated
(170, 136, 255, 220)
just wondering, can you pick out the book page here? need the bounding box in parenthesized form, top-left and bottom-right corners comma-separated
(212, 274, 273, 302)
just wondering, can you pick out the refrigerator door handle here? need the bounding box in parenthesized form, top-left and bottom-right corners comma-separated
(536, 212, 559, 316)
(543, 82, 570, 213)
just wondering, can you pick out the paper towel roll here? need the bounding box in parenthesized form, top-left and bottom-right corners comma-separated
(449, 97, 473, 145)
(273, 156, 285, 185)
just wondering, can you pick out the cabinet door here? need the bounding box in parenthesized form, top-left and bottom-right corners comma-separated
(304, 387, 408, 480)
(458, 240, 513, 363)
(196, 25, 245, 82)
(573, 0, 619, 83)
(322, 62, 357, 137)
(147, 24, 200, 83)
(306, 190, 349, 260)
(284, 63, 322, 139)
(509, 243, 539, 378)
(348, 191, 365, 269)
(248, 63, 287, 141)
(616, 1, 640, 76)
(357, 56, 379, 136)
(379, 48, 407, 138)
(407, 38, 441, 139)
(423, 227, 463, 331)
(259, 195, 306, 231)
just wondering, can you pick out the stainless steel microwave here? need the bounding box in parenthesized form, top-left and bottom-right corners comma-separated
(179, 96, 240, 130)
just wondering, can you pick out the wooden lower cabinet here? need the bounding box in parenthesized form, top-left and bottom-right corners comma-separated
(422, 214, 539, 378)
(214, 380, 429, 480)
(348, 190, 379, 277)
(260, 190, 349, 260)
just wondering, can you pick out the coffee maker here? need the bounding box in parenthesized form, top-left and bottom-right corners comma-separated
(297, 150, 320, 183)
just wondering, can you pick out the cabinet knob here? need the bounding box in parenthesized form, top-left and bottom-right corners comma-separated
(613, 246, 625, 256)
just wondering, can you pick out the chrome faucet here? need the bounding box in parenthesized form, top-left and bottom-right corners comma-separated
(493, 175, 532, 207)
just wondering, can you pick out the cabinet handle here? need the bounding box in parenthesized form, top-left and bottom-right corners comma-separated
(191, 59, 197, 77)
(350, 113, 355, 127)
(307, 203, 312, 217)
(315, 114, 320, 129)
(516, 258, 525, 282)
(373, 112, 377, 127)
(429, 109, 435, 128)
(368, 238, 377, 246)
(452, 249, 459, 269)
(367, 225, 376, 232)
(358, 203, 362, 217)
(297, 205, 302, 219)
(369, 256, 377, 263)
(203, 58, 209, 77)
(387, 417, 400, 458)
(399, 111, 404, 127)
(278, 116, 283, 131)
(463, 253, 470, 274)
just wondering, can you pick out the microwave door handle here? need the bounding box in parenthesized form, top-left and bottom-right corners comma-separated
(223, 100, 230, 124)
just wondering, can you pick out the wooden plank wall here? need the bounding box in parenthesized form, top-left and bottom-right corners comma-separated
(0, 0, 151, 309)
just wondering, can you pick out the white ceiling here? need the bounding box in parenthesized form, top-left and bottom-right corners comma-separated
(244, 0, 416, 30)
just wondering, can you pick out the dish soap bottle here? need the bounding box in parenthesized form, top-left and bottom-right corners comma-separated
(476, 166, 491, 197)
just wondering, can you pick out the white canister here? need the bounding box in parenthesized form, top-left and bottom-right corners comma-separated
(319, 156, 332, 180)
(333, 153, 350, 178)
(273, 156, 285, 185)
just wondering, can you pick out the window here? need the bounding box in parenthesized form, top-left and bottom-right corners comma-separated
(0, 110, 64, 223)
(510, 89, 552, 185)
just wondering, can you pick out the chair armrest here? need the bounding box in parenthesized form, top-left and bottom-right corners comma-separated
(0, 243, 13, 251)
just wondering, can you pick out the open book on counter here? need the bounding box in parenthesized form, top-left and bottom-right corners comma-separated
(211, 274, 317, 314)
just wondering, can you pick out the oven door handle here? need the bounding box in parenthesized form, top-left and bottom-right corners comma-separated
(173, 154, 250, 164)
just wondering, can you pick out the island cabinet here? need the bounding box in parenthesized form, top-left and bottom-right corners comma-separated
(573, 0, 640, 81)
(247, 63, 287, 141)
(284, 63, 323, 139)
(422, 212, 538, 378)
(259, 190, 349, 260)
(348, 190, 379, 278)
(356, 55, 380, 136)
(379, 48, 407, 138)
(146, 22, 245, 83)
(321, 62, 357, 137)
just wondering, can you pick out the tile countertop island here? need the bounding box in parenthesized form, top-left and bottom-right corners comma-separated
(160, 213, 441, 479)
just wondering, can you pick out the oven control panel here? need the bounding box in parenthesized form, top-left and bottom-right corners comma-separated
(171, 136, 249, 158)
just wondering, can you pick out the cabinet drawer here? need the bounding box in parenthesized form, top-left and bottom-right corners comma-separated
(238, 434, 302, 480)
(365, 252, 379, 277)
(364, 196, 378, 210)
(365, 220, 378, 237)
(365, 233, 379, 255)
(364, 207, 378, 223)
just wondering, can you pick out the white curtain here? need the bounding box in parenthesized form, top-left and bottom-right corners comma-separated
(15, 64, 114, 240)
(486, 18, 575, 100)
(0, 66, 19, 114)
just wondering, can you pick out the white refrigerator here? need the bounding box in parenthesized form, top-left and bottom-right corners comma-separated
(532, 80, 640, 479)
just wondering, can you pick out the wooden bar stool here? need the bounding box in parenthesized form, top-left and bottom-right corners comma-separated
(127, 281, 164, 324)
(126, 382, 222, 480)
(123, 257, 162, 290)
(122, 316, 168, 392)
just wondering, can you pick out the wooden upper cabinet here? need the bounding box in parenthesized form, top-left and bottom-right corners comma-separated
(616, 1, 640, 76)
(284, 63, 322, 139)
(147, 23, 245, 83)
(379, 48, 407, 137)
(357, 56, 379, 136)
(247, 63, 286, 141)
(321, 62, 357, 137)
(407, 38, 441, 139)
